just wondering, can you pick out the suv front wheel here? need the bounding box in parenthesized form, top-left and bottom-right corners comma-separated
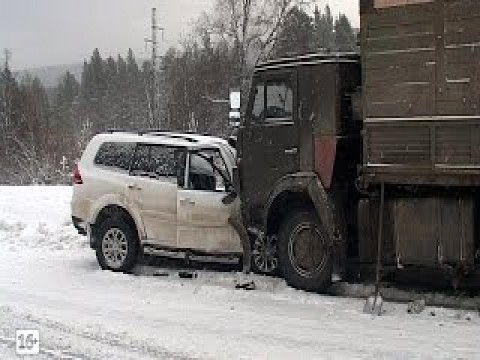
(278, 211, 332, 292)
(96, 217, 139, 272)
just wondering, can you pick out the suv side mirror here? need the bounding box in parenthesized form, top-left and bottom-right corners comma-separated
(227, 136, 237, 149)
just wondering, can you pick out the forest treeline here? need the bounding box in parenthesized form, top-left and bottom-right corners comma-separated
(0, 3, 356, 184)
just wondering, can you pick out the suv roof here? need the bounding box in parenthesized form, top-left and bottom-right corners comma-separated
(96, 130, 230, 150)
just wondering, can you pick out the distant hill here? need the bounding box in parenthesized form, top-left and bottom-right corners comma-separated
(15, 63, 83, 88)
(16, 58, 148, 88)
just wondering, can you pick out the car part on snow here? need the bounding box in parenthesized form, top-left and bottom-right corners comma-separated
(178, 271, 198, 279)
(235, 280, 256, 291)
(364, 183, 385, 316)
(407, 299, 426, 314)
(153, 270, 170, 277)
(363, 294, 384, 315)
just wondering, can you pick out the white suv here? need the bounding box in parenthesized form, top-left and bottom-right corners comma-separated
(71, 130, 242, 272)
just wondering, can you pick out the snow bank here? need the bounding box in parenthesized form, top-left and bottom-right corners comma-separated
(0, 186, 87, 252)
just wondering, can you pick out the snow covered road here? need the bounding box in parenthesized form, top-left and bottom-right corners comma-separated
(0, 186, 478, 359)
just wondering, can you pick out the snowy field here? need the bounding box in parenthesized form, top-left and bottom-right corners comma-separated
(0, 186, 479, 359)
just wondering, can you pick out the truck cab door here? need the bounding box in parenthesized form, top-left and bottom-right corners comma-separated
(239, 70, 299, 217)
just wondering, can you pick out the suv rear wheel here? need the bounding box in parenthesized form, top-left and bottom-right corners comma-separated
(278, 211, 332, 292)
(96, 217, 139, 272)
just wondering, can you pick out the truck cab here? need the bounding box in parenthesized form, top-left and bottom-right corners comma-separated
(237, 53, 361, 291)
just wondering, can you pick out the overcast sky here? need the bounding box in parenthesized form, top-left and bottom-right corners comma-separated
(1, 0, 359, 71)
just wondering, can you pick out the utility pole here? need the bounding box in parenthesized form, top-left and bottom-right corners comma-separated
(145, 8, 164, 129)
(3, 49, 11, 70)
(2, 49, 12, 129)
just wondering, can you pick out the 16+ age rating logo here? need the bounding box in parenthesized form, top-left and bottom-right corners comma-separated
(16, 329, 40, 355)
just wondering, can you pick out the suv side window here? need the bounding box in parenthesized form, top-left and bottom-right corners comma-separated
(94, 142, 135, 172)
(266, 78, 293, 120)
(188, 149, 229, 192)
(131, 144, 186, 185)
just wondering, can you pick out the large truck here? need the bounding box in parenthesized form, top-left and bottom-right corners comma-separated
(237, 0, 480, 291)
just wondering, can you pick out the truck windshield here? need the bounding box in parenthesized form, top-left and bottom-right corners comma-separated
(266, 79, 293, 119)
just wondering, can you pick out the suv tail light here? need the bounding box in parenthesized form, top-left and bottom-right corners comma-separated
(72, 164, 83, 185)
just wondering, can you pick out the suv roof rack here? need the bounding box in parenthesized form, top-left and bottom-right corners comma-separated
(140, 129, 217, 137)
(103, 129, 205, 143)
(153, 133, 199, 143)
(104, 128, 138, 134)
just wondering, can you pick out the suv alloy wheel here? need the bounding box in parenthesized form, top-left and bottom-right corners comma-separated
(96, 216, 139, 272)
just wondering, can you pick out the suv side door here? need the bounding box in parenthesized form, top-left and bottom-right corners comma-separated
(128, 143, 186, 248)
(239, 70, 299, 219)
(176, 148, 241, 254)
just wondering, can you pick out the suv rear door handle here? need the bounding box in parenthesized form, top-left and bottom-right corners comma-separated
(284, 147, 298, 155)
(127, 184, 142, 190)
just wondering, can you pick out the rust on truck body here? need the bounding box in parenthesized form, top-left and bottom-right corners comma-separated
(314, 136, 337, 188)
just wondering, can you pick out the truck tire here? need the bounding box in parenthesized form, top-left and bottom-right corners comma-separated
(95, 217, 139, 272)
(278, 210, 332, 292)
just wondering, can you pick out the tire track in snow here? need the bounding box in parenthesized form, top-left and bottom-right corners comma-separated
(0, 306, 197, 360)
(0, 334, 89, 360)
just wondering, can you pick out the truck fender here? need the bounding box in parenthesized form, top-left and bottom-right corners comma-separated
(263, 172, 338, 246)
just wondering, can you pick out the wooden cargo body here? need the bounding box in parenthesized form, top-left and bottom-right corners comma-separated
(361, 0, 480, 186)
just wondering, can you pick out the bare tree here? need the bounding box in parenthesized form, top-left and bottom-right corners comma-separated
(200, 0, 303, 78)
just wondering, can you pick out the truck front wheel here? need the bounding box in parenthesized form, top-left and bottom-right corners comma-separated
(278, 211, 332, 292)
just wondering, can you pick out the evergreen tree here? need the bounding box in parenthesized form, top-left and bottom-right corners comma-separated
(126, 48, 139, 77)
(104, 56, 118, 90)
(313, 5, 335, 51)
(80, 60, 93, 99)
(273, 6, 314, 58)
(335, 14, 357, 51)
(56, 71, 79, 105)
(0, 63, 20, 129)
(90, 48, 106, 92)
(117, 55, 127, 85)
